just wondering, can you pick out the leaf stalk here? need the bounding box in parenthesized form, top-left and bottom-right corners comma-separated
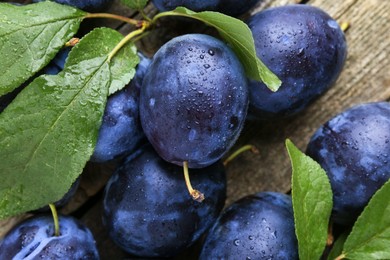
(335, 253, 346, 260)
(107, 21, 149, 62)
(84, 13, 140, 26)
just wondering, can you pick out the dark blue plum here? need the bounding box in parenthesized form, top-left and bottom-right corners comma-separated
(306, 102, 390, 225)
(216, 0, 262, 17)
(0, 215, 99, 259)
(247, 5, 347, 119)
(41, 48, 70, 76)
(152, 0, 262, 16)
(200, 192, 298, 259)
(102, 144, 226, 258)
(32, 0, 112, 12)
(90, 53, 151, 163)
(140, 34, 248, 168)
(152, 0, 218, 12)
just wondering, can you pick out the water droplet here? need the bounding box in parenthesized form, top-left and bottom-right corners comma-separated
(149, 98, 155, 107)
(204, 64, 210, 69)
(234, 239, 240, 246)
(297, 48, 305, 56)
(327, 20, 339, 29)
(188, 129, 197, 141)
(208, 49, 215, 56)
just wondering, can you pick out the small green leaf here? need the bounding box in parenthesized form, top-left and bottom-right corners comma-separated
(121, 0, 148, 10)
(286, 139, 333, 260)
(153, 7, 281, 91)
(340, 179, 390, 260)
(0, 27, 138, 219)
(328, 232, 348, 260)
(0, 2, 86, 96)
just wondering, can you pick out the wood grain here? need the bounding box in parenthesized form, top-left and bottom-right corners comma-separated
(1, 0, 389, 259)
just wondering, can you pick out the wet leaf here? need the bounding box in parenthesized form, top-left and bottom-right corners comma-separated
(0, 2, 85, 96)
(0, 28, 138, 219)
(286, 139, 333, 260)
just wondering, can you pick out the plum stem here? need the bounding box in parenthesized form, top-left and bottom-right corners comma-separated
(49, 203, 60, 237)
(223, 144, 259, 166)
(84, 13, 140, 26)
(183, 161, 205, 202)
(340, 22, 350, 32)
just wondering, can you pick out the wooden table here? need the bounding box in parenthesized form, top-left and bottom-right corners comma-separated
(1, 0, 389, 259)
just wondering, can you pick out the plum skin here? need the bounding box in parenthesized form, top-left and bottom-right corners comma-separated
(247, 4, 347, 119)
(90, 53, 151, 163)
(152, 0, 262, 16)
(32, 0, 112, 12)
(306, 102, 390, 225)
(140, 34, 248, 168)
(200, 192, 298, 259)
(102, 144, 226, 258)
(0, 215, 99, 259)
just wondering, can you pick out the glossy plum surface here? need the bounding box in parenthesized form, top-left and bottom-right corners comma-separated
(90, 53, 151, 162)
(140, 34, 248, 168)
(307, 102, 390, 225)
(32, 0, 112, 12)
(200, 192, 298, 259)
(102, 144, 226, 258)
(0, 215, 99, 259)
(152, 0, 261, 16)
(247, 5, 347, 119)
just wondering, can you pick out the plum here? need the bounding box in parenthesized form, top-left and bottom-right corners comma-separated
(152, 0, 262, 16)
(90, 53, 151, 163)
(306, 102, 390, 225)
(140, 34, 248, 168)
(32, 0, 112, 12)
(247, 5, 347, 119)
(102, 144, 226, 258)
(0, 214, 99, 259)
(200, 192, 298, 259)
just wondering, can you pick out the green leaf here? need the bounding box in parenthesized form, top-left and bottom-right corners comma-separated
(286, 139, 333, 260)
(0, 27, 138, 219)
(340, 179, 390, 260)
(328, 232, 348, 260)
(109, 43, 139, 95)
(153, 7, 281, 91)
(121, 0, 148, 10)
(0, 2, 86, 96)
